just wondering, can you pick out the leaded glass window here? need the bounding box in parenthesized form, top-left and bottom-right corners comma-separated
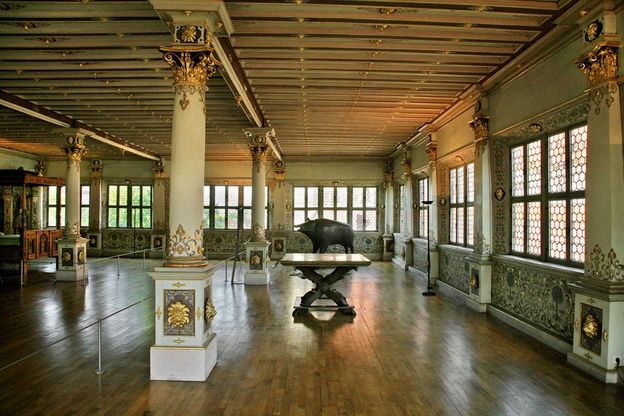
(80, 185, 90, 227)
(449, 163, 474, 246)
(107, 185, 151, 228)
(203, 185, 267, 230)
(322, 186, 348, 223)
(418, 177, 429, 238)
(509, 125, 586, 265)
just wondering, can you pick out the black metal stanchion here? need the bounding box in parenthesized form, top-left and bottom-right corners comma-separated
(421, 200, 435, 296)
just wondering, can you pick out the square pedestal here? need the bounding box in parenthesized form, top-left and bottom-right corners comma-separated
(245, 240, 270, 285)
(466, 254, 492, 313)
(56, 236, 88, 282)
(150, 333, 217, 381)
(382, 235, 394, 262)
(271, 235, 286, 261)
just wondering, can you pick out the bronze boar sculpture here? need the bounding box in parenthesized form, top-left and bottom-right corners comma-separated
(295, 218, 354, 253)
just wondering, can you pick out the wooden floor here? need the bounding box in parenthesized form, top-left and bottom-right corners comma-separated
(0, 258, 623, 416)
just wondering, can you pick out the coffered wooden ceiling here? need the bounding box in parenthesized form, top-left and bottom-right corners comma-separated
(0, 0, 572, 162)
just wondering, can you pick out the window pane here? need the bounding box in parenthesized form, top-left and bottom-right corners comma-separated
(571, 198, 586, 263)
(511, 203, 525, 253)
(419, 208, 428, 238)
(108, 186, 117, 205)
(81, 207, 89, 227)
(366, 187, 377, 208)
(352, 187, 363, 208)
(450, 207, 456, 243)
(60, 186, 66, 206)
(227, 186, 238, 206)
(457, 166, 465, 204)
(60, 207, 65, 227)
(307, 187, 318, 208)
(570, 126, 587, 192)
(142, 186, 151, 206)
(549, 200, 567, 260)
(81, 186, 90, 205)
(352, 210, 364, 231)
(548, 132, 567, 193)
(336, 210, 348, 223)
(307, 210, 318, 220)
(215, 186, 226, 206)
(203, 186, 210, 206)
(323, 210, 335, 220)
(294, 187, 305, 208)
(336, 187, 348, 208)
(467, 206, 474, 246)
(142, 208, 151, 228)
(203, 208, 210, 228)
(450, 169, 457, 204)
(265, 186, 268, 207)
(466, 164, 474, 203)
(227, 208, 238, 228)
(118, 208, 127, 227)
(456, 206, 465, 244)
(419, 178, 428, 203)
(49, 187, 57, 205)
(132, 186, 141, 205)
(294, 210, 305, 226)
(323, 187, 334, 208)
(243, 186, 252, 206)
(243, 208, 252, 229)
(48, 207, 57, 228)
(511, 146, 525, 197)
(264, 209, 268, 229)
(132, 208, 141, 227)
(214, 208, 226, 229)
(527, 140, 542, 195)
(108, 208, 117, 227)
(119, 186, 128, 205)
(365, 210, 377, 231)
(527, 201, 541, 256)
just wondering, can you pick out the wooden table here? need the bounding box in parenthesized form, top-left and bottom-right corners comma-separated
(281, 253, 371, 317)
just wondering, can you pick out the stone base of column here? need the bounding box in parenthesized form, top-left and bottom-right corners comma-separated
(566, 281, 624, 384)
(245, 240, 271, 285)
(466, 253, 492, 313)
(382, 235, 394, 261)
(56, 236, 88, 282)
(150, 333, 217, 382)
(150, 264, 217, 381)
(270, 235, 286, 261)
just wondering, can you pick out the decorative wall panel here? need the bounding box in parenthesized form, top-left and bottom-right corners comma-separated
(438, 246, 470, 294)
(163, 289, 195, 337)
(412, 238, 428, 273)
(102, 229, 152, 251)
(491, 258, 574, 341)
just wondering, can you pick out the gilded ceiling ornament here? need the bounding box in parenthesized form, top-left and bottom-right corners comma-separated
(161, 46, 220, 87)
(168, 223, 204, 257)
(204, 299, 217, 324)
(167, 301, 191, 328)
(180, 25, 197, 43)
(585, 244, 623, 282)
(582, 314, 598, 339)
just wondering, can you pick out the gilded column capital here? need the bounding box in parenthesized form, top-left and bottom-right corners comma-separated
(426, 141, 437, 162)
(470, 117, 489, 157)
(250, 145, 269, 173)
(401, 152, 411, 179)
(90, 159, 102, 178)
(152, 160, 166, 179)
(65, 135, 86, 170)
(34, 160, 45, 177)
(273, 160, 286, 185)
(575, 42, 620, 114)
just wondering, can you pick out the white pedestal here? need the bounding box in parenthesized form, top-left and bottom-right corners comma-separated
(150, 333, 217, 381)
(245, 240, 270, 285)
(382, 235, 394, 261)
(150, 264, 217, 381)
(270, 235, 286, 261)
(56, 236, 88, 282)
(466, 253, 492, 313)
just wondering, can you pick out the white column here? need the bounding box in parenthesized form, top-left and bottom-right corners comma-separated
(270, 160, 287, 260)
(243, 128, 273, 285)
(151, 160, 166, 251)
(87, 160, 102, 251)
(567, 26, 624, 383)
(401, 152, 414, 269)
(56, 133, 88, 282)
(150, 22, 220, 382)
(426, 139, 439, 284)
(382, 163, 394, 261)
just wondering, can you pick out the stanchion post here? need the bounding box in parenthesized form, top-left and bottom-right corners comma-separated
(95, 318, 104, 375)
(143, 250, 146, 270)
(225, 259, 228, 283)
(82, 263, 87, 286)
(117, 256, 120, 277)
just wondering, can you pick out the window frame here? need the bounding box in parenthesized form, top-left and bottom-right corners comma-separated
(449, 162, 474, 247)
(509, 124, 586, 267)
(106, 184, 152, 229)
(203, 184, 269, 230)
(418, 177, 429, 239)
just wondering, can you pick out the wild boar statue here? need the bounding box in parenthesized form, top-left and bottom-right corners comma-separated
(295, 218, 354, 253)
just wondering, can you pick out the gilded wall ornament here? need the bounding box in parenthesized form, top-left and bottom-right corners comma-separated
(273, 160, 286, 184)
(474, 138, 488, 157)
(576, 44, 618, 114)
(250, 254, 261, 266)
(426, 141, 437, 162)
(494, 187, 505, 201)
(168, 223, 204, 257)
(167, 301, 190, 327)
(152, 160, 165, 178)
(470, 273, 479, 290)
(174, 24, 206, 44)
(90, 159, 102, 178)
(180, 26, 197, 43)
(204, 299, 217, 324)
(580, 303, 602, 354)
(469, 117, 489, 140)
(582, 314, 598, 338)
(155, 307, 162, 320)
(35, 160, 45, 177)
(584, 20, 603, 43)
(585, 244, 623, 282)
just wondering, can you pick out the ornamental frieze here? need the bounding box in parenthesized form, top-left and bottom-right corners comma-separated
(585, 244, 623, 282)
(168, 223, 204, 257)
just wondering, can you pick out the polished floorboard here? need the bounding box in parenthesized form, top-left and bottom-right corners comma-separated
(0, 258, 622, 416)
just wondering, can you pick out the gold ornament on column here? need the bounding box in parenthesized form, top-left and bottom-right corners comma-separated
(152, 160, 165, 178)
(34, 160, 45, 177)
(250, 145, 269, 174)
(470, 117, 489, 157)
(426, 141, 437, 162)
(65, 135, 86, 171)
(575, 42, 619, 115)
(273, 160, 286, 186)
